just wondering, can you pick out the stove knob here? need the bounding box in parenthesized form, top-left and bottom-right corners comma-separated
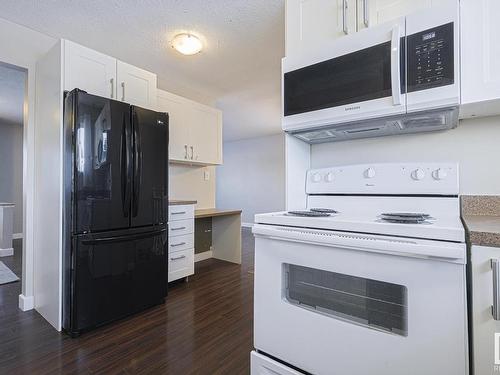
(311, 173, 321, 183)
(411, 168, 426, 181)
(324, 172, 334, 182)
(432, 168, 447, 180)
(364, 167, 376, 179)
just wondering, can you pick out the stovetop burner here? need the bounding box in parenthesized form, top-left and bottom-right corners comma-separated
(286, 210, 332, 217)
(379, 212, 434, 224)
(310, 208, 339, 214)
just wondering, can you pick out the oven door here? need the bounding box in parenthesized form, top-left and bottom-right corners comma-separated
(282, 18, 406, 132)
(253, 224, 467, 375)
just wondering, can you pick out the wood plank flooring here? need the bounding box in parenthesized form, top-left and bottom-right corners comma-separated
(0, 229, 255, 374)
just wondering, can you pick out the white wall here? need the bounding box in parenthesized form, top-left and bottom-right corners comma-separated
(0, 16, 57, 310)
(169, 165, 216, 209)
(216, 134, 285, 224)
(311, 116, 500, 195)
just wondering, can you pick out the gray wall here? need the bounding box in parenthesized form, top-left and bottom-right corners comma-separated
(216, 134, 285, 224)
(0, 64, 26, 235)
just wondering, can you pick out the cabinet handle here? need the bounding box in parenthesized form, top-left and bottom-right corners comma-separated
(171, 255, 186, 261)
(190, 146, 194, 160)
(171, 226, 186, 231)
(171, 211, 186, 215)
(342, 0, 348, 35)
(492, 259, 500, 320)
(110, 78, 114, 98)
(363, 0, 369, 27)
(121, 81, 125, 101)
(184, 144, 188, 159)
(171, 242, 186, 247)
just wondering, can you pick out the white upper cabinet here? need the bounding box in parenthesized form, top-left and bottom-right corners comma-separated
(157, 90, 191, 161)
(286, 0, 356, 56)
(188, 104, 222, 165)
(116, 61, 157, 109)
(63, 40, 116, 98)
(157, 89, 222, 166)
(460, 0, 500, 118)
(63, 40, 157, 109)
(286, 0, 445, 57)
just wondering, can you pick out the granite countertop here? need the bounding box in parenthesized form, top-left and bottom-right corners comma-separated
(195, 208, 242, 219)
(169, 200, 197, 206)
(462, 196, 500, 247)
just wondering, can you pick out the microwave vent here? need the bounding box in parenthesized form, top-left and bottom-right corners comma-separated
(288, 107, 459, 144)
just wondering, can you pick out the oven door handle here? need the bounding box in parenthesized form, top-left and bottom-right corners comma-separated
(252, 224, 465, 264)
(391, 23, 402, 106)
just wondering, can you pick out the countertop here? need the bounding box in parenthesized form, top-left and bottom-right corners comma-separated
(169, 200, 197, 206)
(195, 208, 242, 219)
(0, 203, 14, 207)
(461, 196, 500, 248)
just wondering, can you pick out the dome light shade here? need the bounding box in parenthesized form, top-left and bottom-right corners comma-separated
(171, 33, 203, 55)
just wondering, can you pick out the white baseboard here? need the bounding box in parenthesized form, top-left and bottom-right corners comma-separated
(194, 250, 213, 262)
(241, 222, 254, 228)
(19, 294, 34, 311)
(0, 248, 14, 257)
(12, 233, 23, 240)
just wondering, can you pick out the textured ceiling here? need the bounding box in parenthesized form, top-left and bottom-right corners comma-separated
(0, 0, 285, 141)
(0, 64, 26, 126)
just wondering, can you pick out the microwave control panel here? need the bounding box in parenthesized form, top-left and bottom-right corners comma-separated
(407, 22, 454, 93)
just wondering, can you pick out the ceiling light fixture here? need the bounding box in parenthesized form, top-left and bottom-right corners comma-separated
(171, 33, 203, 55)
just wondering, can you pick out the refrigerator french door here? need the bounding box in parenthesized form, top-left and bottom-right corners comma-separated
(63, 89, 168, 336)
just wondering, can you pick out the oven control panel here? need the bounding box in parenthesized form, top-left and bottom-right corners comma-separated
(306, 163, 459, 195)
(407, 22, 454, 93)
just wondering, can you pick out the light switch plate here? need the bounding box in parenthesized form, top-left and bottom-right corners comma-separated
(204, 170, 210, 181)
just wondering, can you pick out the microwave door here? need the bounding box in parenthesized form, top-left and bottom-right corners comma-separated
(282, 17, 406, 132)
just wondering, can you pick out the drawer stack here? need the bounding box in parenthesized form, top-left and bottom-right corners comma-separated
(168, 204, 195, 282)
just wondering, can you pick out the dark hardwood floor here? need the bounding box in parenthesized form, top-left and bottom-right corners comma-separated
(0, 229, 255, 374)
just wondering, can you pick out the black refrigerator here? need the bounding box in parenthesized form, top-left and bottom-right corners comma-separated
(62, 89, 169, 336)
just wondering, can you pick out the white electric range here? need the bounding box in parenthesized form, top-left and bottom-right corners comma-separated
(251, 163, 468, 375)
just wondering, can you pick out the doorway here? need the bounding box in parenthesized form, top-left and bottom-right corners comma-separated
(0, 62, 27, 306)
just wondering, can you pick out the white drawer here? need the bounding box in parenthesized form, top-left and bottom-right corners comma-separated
(168, 233, 193, 253)
(168, 248, 194, 282)
(169, 219, 194, 237)
(251, 351, 301, 375)
(169, 204, 194, 221)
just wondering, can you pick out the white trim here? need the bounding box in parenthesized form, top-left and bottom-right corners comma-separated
(13, 233, 23, 240)
(242, 222, 254, 228)
(194, 250, 213, 262)
(18, 294, 34, 311)
(0, 248, 14, 257)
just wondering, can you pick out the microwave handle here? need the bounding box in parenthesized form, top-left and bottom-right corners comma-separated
(391, 24, 402, 106)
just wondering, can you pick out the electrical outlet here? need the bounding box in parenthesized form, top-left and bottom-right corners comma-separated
(204, 170, 210, 181)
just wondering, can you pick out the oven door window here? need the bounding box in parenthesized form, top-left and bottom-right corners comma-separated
(284, 40, 404, 117)
(283, 264, 408, 336)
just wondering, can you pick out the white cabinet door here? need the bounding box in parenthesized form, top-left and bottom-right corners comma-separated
(63, 40, 116, 98)
(157, 90, 191, 162)
(286, 0, 356, 57)
(471, 245, 500, 375)
(461, 0, 500, 117)
(116, 61, 157, 109)
(188, 104, 222, 165)
(359, 0, 446, 30)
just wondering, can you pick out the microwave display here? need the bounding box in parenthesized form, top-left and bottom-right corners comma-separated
(407, 22, 454, 93)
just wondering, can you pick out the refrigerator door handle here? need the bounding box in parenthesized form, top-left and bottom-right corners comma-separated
(120, 113, 132, 217)
(132, 108, 142, 217)
(81, 228, 166, 245)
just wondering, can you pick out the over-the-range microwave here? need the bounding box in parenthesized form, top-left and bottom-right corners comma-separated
(282, 1, 460, 143)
